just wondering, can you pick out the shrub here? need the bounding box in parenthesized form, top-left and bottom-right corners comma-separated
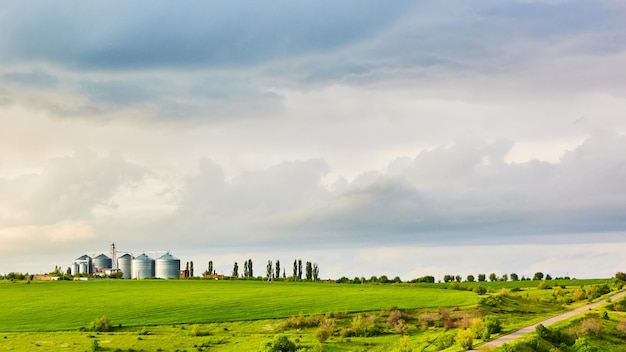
(314, 319, 336, 343)
(456, 329, 474, 350)
(484, 315, 502, 335)
(259, 335, 296, 352)
(473, 286, 487, 295)
(387, 310, 403, 327)
(435, 331, 456, 350)
(89, 316, 112, 332)
(190, 324, 202, 336)
(351, 314, 379, 337)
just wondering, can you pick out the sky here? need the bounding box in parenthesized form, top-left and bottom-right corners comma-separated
(2, 0, 626, 280)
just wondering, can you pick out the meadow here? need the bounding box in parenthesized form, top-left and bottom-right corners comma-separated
(0, 278, 622, 351)
(0, 280, 478, 332)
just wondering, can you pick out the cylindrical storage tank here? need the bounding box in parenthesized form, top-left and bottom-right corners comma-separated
(156, 252, 180, 279)
(79, 262, 89, 274)
(93, 254, 112, 272)
(71, 263, 79, 276)
(117, 254, 132, 279)
(131, 253, 155, 279)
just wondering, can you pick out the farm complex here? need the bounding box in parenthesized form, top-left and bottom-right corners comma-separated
(70, 243, 184, 279)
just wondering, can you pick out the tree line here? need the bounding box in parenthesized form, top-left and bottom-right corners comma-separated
(203, 259, 320, 281)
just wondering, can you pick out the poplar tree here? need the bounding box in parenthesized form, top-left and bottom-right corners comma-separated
(293, 260, 297, 279)
(305, 261, 312, 281)
(275, 260, 280, 279)
(232, 262, 239, 277)
(208, 261, 213, 275)
(298, 260, 303, 280)
(266, 260, 273, 281)
(313, 263, 319, 281)
(244, 261, 249, 277)
(248, 259, 253, 277)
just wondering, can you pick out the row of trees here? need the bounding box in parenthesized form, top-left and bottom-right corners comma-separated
(442, 272, 564, 283)
(203, 259, 320, 281)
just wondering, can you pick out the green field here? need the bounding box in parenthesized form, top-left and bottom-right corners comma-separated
(0, 280, 478, 332)
(0, 278, 623, 351)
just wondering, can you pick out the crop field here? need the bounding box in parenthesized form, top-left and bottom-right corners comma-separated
(0, 280, 478, 332)
(0, 278, 621, 351)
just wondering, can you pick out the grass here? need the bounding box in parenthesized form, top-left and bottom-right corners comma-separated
(0, 280, 478, 331)
(1, 278, 622, 351)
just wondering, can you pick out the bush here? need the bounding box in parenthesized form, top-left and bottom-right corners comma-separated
(435, 331, 456, 350)
(259, 335, 296, 352)
(473, 286, 487, 295)
(456, 329, 474, 350)
(484, 315, 502, 335)
(314, 319, 336, 343)
(89, 316, 112, 332)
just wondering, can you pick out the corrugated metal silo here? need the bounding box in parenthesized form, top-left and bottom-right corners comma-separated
(71, 263, 79, 276)
(117, 254, 132, 279)
(131, 253, 155, 279)
(93, 253, 112, 272)
(75, 254, 92, 274)
(155, 252, 180, 279)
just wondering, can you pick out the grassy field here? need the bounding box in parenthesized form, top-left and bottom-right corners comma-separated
(0, 280, 478, 332)
(0, 278, 622, 351)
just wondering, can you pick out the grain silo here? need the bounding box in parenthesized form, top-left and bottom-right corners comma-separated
(117, 254, 132, 279)
(131, 253, 155, 279)
(93, 254, 112, 272)
(155, 252, 180, 279)
(74, 255, 92, 274)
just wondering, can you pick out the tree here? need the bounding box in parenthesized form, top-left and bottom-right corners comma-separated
(466, 275, 475, 282)
(489, 273, 498, 282)
(275, 260, 280, 279)
(293, 260, 297, 279)
(443, 275, 453, 283)
(247, 259, 253, 277)
(545, 274, 552, 280)
(232, 262, 239, 277)
(478, 274, 486, 282)
(298, 260, 303, 280)
(208, 261, 213, 276)
(533, 272, 544, 281)
(313, 263, 319, 281)
(190, 261, 194, 277)
(243, 260, 249, 277)
(500, 273, 508, 281)
(510, 273, 519, 281)
(616, 272, 626, 281)
(455, 275, 462, 282)
(266, 260, 273, 281)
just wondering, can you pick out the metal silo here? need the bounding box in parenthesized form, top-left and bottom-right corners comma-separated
(117, 254, 132, 279)
(93, 254, 112, 272)
(155, 252, 180, 279)
(74, 255, 92, 274)
(131, 253, 155, 279)
(71, 263, 79, 276)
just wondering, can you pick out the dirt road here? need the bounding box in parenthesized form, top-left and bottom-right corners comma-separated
(474, 290, 626, 350)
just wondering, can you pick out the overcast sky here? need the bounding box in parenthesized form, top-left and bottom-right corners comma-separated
(2, 1, 626, 280)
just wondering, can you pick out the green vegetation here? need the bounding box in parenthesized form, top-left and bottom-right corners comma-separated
(0, 277, 624, 351)
(0, 280, 476, 332)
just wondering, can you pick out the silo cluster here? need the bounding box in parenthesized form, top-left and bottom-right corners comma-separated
(72, 249, 181, 279)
